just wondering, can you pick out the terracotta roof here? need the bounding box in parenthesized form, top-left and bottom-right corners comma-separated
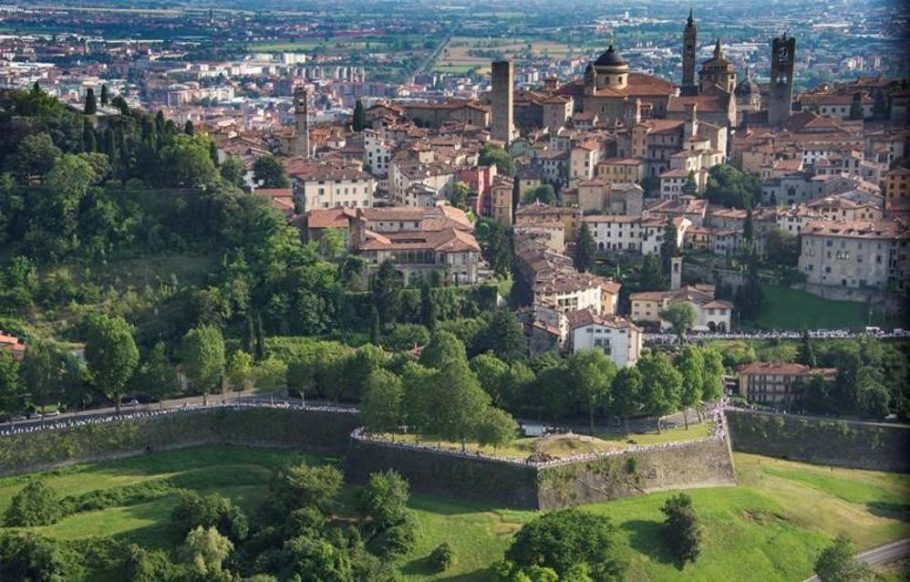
(569, 308, 638, 331)
(306, 208, 356, 229)
(800, 219, 909, 240)
(359, 228, 480, 253)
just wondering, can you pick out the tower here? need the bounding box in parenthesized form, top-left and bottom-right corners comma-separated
(681, 8, 698, 96)
(293, 86, 309, 157)
(768, 33, 796, 127)
(671, 256, 683, 291)
(699, 39, 736, 94)
(491, 60, 515, 144)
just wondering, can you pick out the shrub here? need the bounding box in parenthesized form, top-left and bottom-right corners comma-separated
(429, 542, 455, 572)
(171, 491, 249, 541)
(660, 493, 702, 564)
(5, 479, 61, 526)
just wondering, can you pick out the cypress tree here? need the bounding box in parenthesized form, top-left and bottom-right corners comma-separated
(100, 84, 109, 106)
(254, 313, 265, 362)
(82, 119, 96, 152)
(84, 88, 97, 115)
(352, 99, 367, 131)
(184, 120, 195, 136)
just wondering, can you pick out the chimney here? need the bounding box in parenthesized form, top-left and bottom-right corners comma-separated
(544, 77, 558, 91)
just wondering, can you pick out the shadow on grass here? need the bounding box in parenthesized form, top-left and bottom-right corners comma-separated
(408, 495, 498, 517)
(866, 501, 910, 521)
(621, 519, 681, 569)
(400, 558, 492, 582)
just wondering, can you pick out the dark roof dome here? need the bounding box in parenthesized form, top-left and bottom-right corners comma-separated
(594, 45, 627, 68)
(735, 67, 760, 97)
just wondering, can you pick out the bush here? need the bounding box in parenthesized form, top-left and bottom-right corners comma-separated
(429, 542, 455, 572)
(661, 493, 701, 564)
(5, 479, 61, 526)
(171, 491, 249, 541)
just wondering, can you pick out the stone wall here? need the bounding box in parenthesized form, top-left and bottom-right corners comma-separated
(726, 409, 910, 473)
(344, 438, 540, 508)
(536, 438, 737, 509)
(0, 407, 358, 477)
(345, 435, 737, 510)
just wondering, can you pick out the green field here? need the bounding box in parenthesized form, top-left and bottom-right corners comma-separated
(749, 285, 878, 330)
(0, 447, 907, 581)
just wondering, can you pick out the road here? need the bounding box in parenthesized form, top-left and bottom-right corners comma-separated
(804, 538, 910, 581)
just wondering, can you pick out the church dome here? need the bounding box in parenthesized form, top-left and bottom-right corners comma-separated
(594, 45, 627, 68)
(735, 67, 760, 97)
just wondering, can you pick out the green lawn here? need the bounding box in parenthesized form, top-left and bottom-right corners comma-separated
(1, 447, 907, 581)
(749, 285, 877, 330)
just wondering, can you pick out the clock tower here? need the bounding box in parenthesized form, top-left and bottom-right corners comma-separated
(681, 8, 698, 96)
(768, 33, 796, 127)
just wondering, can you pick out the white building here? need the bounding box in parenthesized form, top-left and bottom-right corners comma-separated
(569, 309, 642, 368)
(291, 166, 377, 212)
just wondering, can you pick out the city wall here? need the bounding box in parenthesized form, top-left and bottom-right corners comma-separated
(0, 407, 358, 477)
(726, 409, 910, 473)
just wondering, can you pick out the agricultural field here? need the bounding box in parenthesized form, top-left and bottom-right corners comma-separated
(0, 446, 907, 581)
(433, 36, 581, 74)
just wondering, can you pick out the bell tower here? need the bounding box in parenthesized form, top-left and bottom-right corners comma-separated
(293, 86, 309, 157)
(681, 8, 698, 96)
(768, 33, 796, 127)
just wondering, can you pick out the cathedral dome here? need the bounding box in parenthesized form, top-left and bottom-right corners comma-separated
(735, 67, 760, 97)
(594, 45, 628, 69)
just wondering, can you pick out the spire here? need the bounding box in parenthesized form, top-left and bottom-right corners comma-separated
(687, 7, 694, 26)
(714, 38, 722, 58)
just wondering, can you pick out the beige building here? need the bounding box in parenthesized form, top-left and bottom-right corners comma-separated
(737, 362, 836, 408)
(291, 165, 376, 212)
(491, 175, 515, 227)
(884, 167, 910, 207)
(798, 219, 910, 291)
(516, 201, 582, 242)
(630, 285, 733, 332)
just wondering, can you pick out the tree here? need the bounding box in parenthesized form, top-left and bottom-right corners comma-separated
(637, 353, 683, 431)
(360, 368, 403, 434)
(660, 493, 702, 564)
(703, 164, 761, 209)
(0, 351, 23, 418)
(172, 492, 249, 541)
(162, 134, 218, 188)
(471, 353, 510, 406)
(419, 330, 467, 370)
(568, 350, 617, 431)
(100, 84, 109, 106)
(475, 218, 512, 278)
(682, 171, 698, 196)
(766, 229, 799, 267)
(180, 325, 225, 404)
(523, 184, 556, 204)
(479, 144, 515, 176)
(848, 95, 864, 120)
(371, 260, 402, 327)
(796, 329, 818, 367)
(434, 358, 491, 450)
(5, 480, 61, 526)
(226, 350, 253, 391)
(574, 223, 596, 273)
(505, 509, 622, 579)
(660, 216, 678, 276)
(429, 542, 455, 572)
(660, 302, 696, 341)
(131, 342, 178, 401)
(10, 133, 62, 181)
(184, 120, 195, 136)
(419, 277, 438, 329)
(814, 534, 872, 582)
(639, 253, 666, 290)
(675, 346, 704, 429)
(179, 526, 233, 578)
(0, 532, 79, 581)
(270, 463, 343, 513)
(219, 156, 246, 188)
(82, 118, 96, 153)
(476, 406, 518, 448)
(472, 310, 527, 362)
(609, 365, 642, 432)
(743, 206, 755, 252)
(701, 348, 724, 403)
(734, 251, 764, 322)
(352, 99, 367, 131)
(83, 88, 97, 115)
(84, 314, 140, 413)
(253, 155, 289, 188)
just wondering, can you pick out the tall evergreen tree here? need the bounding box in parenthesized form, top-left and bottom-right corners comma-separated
(82, 119, 96, 153)
(184, 120, 195, 136)
(574, 223, 596, 273)
(796, 329, 817, 367)
(352, 99, 367, 131)
(100, 84, 109, 106)
(660, 216, 678, 276)
(83, 88, 97, 115)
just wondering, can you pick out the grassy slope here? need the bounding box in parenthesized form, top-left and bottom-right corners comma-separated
(0, 448, 907, 581)
(750, 285, 874, 330)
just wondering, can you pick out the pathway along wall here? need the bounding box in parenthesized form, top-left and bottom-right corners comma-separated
(0, 407, 358, 477)
(726, 409, 910, 473)
(345, 435, 737, 510)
